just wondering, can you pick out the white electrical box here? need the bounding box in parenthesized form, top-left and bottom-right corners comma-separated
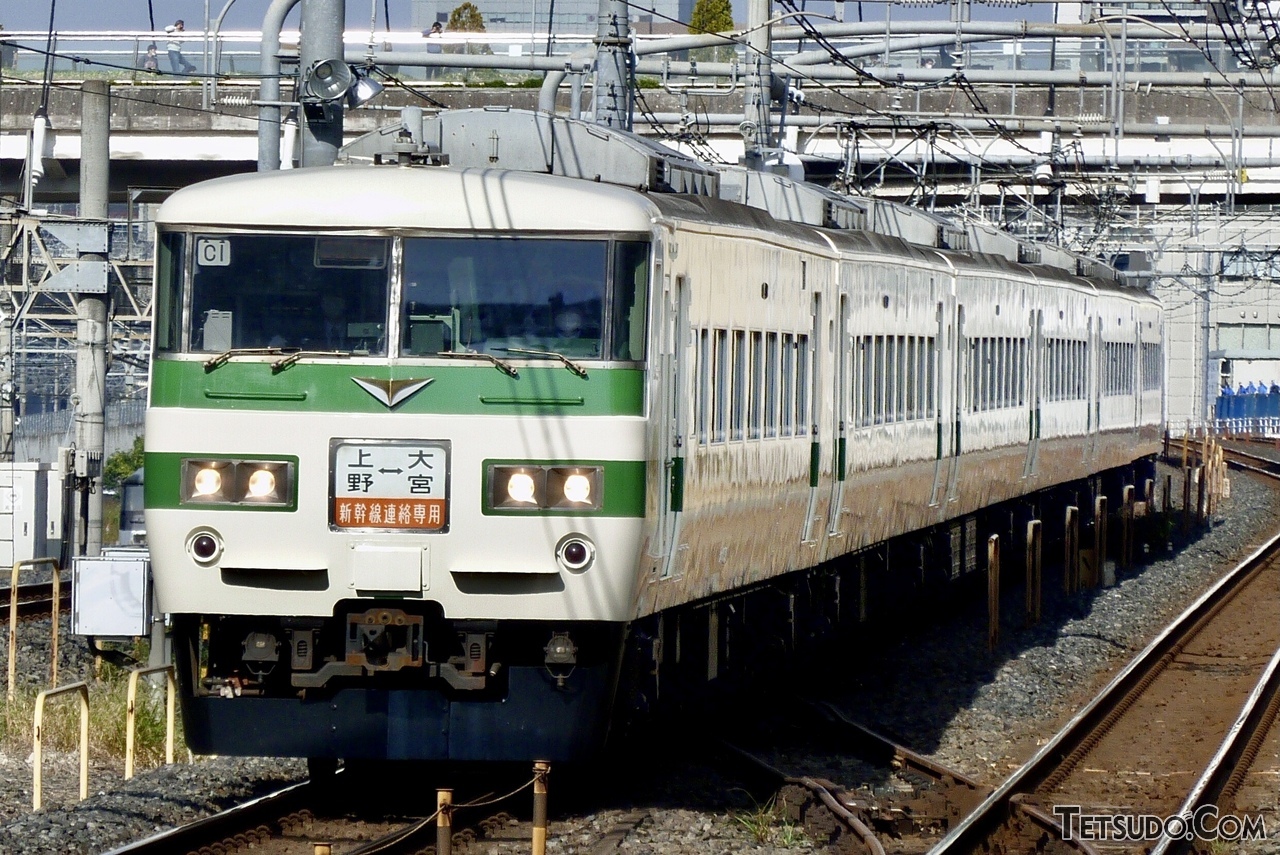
(71, 550, 151, 638)
(0, 462, 56, 567)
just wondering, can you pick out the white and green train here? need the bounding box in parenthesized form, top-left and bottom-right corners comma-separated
(146, 110, 1162, 762)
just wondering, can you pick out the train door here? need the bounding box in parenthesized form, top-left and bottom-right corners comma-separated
(1023, 308, 1043, 478)
(1133, 317, 1141, 426)
(827, 292, 849, 536)
(946, 303, 966, 503)
(1089, 313, 1101, 456)
(657, 272, 690, 579)
(930, 296, 952, 507)
(801, 289, 823, 543)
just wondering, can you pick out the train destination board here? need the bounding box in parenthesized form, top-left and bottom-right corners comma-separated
(331, 440, 449, 531)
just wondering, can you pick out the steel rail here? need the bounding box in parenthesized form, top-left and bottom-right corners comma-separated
(812, 700, 987, 794)
(814, 700, 1102, 854)
(1221, 445, 1280, 479)
(930, 524, 1280, 854)
(716, 740, 887, 855)
(0, 582, 70, 622)
(1149, 642, 1280, 854)
(100, 780, 313, 854)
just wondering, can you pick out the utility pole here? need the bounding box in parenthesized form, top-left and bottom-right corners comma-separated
(299, 0, 347, 167)
(76, 80, 110, 557)
(743, 0, 772, 169)
(592, 0, 632, 130)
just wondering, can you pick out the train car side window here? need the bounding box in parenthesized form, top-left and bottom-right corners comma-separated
(696, 328, 710, 444)
(713, 328, 728, 442)
(610, 241, 649, 361)
(795, 334, 810, 436)
(872, 335, 885, 425)
(926, 335, 936, 418)
(781, 333, 795, 436)
(765, 332, 779, 438)
(154, 231, 185, 353)
(885, 336, 897, 423)
(731, 330, 746, 441)
(749, 331, 763, 440)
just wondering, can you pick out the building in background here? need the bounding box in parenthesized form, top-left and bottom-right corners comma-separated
(410, 0, 691, 35)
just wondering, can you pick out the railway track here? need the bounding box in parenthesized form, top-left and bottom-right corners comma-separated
(713, 700, 999, 854)
(1221, 442, 1280, 480)
(105, 765, 649, 855)
(2, 582, 72, 622)
(932, 525, 1280, 854)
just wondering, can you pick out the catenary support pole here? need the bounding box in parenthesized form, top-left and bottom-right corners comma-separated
(77, 80, 109, 558)
(592, 0, 632, 129)
(298, 0, 346, 167)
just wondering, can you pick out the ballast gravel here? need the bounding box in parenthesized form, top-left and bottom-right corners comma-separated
(0, 461, 1275, 853)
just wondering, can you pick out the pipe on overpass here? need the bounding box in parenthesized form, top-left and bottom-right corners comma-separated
(636, 20, 1263, 57)
(642, 113, 1280, 138)
(347, 49, 1280, 89)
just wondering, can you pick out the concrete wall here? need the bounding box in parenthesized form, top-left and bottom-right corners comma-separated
(13, 399, 144, 465)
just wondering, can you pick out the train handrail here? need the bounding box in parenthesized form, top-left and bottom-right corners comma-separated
(125, 665, 176, 779)
(32, 681, 90, 810)
(8, 558, 62, 699)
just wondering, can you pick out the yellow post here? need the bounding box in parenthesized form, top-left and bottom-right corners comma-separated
(1095, 495, 1109, 587)
(987, 535, 1000, 652)
(9, 558, 62, 700)
(532, 761, 550, 855)
(437, 788, 453, 855)
(33, 681, 90, 810)
(125, 665, 177, 779)
(1064, 506, 1080, 594)
(1025, 520, 1042, 627)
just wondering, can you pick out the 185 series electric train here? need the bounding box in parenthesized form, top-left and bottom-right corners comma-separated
(145, 109, 1163, 762)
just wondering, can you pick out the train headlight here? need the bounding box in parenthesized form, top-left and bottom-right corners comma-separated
(193, 467, 222, 497)
(489, 466, 545, 509)
(547, 467, 603, 510)
(181, 459, 294, 507)
(246, 469, 275, 497)
(486, 464, 604, 511)
(182, 460, 232, 503)
(239, 462, 290, 503)
(507, 472, 538, 504)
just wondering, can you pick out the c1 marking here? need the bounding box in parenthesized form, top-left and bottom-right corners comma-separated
(196, 238, 231, 266)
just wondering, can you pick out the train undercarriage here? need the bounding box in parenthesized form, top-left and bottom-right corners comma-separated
(173, 458, 1157, 762)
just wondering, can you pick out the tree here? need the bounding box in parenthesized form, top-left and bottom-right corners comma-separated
(447, 2, 488, 57)
(689, 0, 734, 63)
(104, 435, 145, 491)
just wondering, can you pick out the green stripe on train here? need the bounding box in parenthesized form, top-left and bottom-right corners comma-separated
(482, 459, 646, 517)
(148, 359, 645, 416)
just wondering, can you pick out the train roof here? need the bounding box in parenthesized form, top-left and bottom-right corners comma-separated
(647, 193, 831, 247)
(156, 164, 661, 233)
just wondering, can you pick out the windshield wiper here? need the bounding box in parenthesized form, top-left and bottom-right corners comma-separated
(204, 347, 289, 372)
(496, 347, 589, 379)
(437, 350, 520, 379)
(271, 350, 352, 373)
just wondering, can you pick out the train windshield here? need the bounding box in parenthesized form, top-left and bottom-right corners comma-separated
(401, 237, 648, 361)
(180, 234, 391, 354)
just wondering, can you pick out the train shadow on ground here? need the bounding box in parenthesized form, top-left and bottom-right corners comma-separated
(558, 503, 1228, 819)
